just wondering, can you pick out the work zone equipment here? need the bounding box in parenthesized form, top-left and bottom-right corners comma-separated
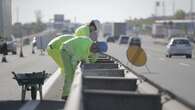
(12, 71, 49, 101)
(126, 46, 147, 66)
(65, 55, 162, 110)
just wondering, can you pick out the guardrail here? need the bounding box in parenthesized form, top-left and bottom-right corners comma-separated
(64, 54, 193, 110)
(105, 53, 194, 110)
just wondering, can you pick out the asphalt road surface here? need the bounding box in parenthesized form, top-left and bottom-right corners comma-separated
(1, 35, 195, 110)
(0, 45, 65, 110)
(106, 35, 195, 108)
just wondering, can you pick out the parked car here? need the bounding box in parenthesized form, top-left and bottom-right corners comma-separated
(166, 37, 192, 58)
(119, 35, 129, 44)
(0, 35, 17, 55)
(107, 37, 115, 43)
(6, 35, 17, 54)
(129, 37, 141, 47)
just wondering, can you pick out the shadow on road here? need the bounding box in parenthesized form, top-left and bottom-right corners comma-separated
(0, 100, 27, 110)
(0, 100, 65, 110)
(35, 100, 65, 110)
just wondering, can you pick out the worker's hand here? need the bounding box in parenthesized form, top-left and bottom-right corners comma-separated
(90, 42, 108, 53)
(90, 43, 99, 53)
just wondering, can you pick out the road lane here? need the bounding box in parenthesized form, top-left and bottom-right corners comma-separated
(106, 35, 195, 107)
(0, 45, 58, 101)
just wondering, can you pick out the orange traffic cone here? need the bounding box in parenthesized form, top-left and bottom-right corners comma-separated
(1, 55, 7, 63)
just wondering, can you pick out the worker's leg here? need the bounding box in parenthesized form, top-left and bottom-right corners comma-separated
(61, 50, 75, 98)
(47, 46, 64, 71)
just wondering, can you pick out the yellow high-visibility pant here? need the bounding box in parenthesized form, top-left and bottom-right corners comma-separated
(61, 49, 76, 97)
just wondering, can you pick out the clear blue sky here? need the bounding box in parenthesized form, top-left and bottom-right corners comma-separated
(12, 0, 194, 23)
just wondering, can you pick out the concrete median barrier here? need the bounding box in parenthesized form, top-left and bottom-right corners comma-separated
(82, 63, 118, 70)
(83, 76, 137, 91)
(94, 58, 115, 63)
(83, 89, 161, 110)
(83, 69, 125, 77)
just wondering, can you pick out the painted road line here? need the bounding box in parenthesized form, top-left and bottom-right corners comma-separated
(160, 58, 166, 61)
(41, 68, 61, 98)
(19, 68, 61, 110)
(179, 63, 190, 67)
(147, 54, 151, 58)
(19, 101, 40, 110)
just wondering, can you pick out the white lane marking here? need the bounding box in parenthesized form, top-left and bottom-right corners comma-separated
(19, 101, 40, 110)
(41, 69, 61, 97)
(179, 63, 190, 67)
(147, 54, 151, 58)
(160, 58, 166, 61)
(19, 69, 61, 110)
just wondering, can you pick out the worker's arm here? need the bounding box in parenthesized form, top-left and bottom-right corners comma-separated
(88, 52, 97, 63)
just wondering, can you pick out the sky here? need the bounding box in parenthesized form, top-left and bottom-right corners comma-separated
(12, 0, 194, 24)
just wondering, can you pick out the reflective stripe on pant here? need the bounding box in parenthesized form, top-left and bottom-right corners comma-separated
(61, 49, 75, 97)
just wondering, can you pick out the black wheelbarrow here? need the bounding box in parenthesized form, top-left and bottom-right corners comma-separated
(12, 71, 49, 101)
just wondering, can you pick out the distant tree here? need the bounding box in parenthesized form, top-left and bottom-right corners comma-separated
(34, 10, 43, 23)
(174, 9, 186, 19)
(34, 10, 46, 33)
(12, 22, 23, 38)
(11, 10, 46, 38)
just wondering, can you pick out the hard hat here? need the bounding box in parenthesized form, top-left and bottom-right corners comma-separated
(91, 20, 101, 30)
(89, 20, 103, 38)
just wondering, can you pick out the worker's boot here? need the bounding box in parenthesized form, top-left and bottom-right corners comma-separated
(61, 96, 68, 101)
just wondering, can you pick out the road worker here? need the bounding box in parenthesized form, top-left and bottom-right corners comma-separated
(60, 37, 106, 99)
(47, 35, 73, 72)
(48, 20, 102, 72)
(47, 20, 106, 100)
(74, 20, 102, 42)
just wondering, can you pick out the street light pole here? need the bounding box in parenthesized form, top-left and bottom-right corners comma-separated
(162, 0, 165, 17)
(172, 0, 175, 15)
(190, 0, 193, 19)
(190, 0, 195, 38)
(19, 37, 24, 57)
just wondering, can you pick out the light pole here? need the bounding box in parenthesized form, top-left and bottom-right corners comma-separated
(162, 0, 165, 17)
(189, 0, 195, 39)
(19, 37, 24, 57)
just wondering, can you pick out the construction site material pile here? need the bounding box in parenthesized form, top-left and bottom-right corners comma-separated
(64, 54, 192, 110)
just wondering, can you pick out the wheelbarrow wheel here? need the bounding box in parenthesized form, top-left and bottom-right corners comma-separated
(31, 86, 37, 100)
(21, 86, 26, 102)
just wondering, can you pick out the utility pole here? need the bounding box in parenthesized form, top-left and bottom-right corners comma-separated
(16, 7, 24, 57)
(74, 16, 77, 23)
(190, 0, 194, 19)
(155, 1, 158, 17)
(16, 7, 19, 23)
(172, 0, 175, 15)
(190, 0, 195, 37)
(162, 0, 166, 17)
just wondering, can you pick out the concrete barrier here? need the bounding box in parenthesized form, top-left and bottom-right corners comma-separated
(95, 60, 115, 63)
(88, 58, 115, 63)
(83, 89, 162, 110)
(83, 69, 125, 77)
(83, 76, 137, 91)
(82, 63, 118, 70)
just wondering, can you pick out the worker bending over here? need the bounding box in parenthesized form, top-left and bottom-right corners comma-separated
(47, 20, 107, 100)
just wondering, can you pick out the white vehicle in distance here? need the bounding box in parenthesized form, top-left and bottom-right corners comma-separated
(166, 37, 192, 58)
